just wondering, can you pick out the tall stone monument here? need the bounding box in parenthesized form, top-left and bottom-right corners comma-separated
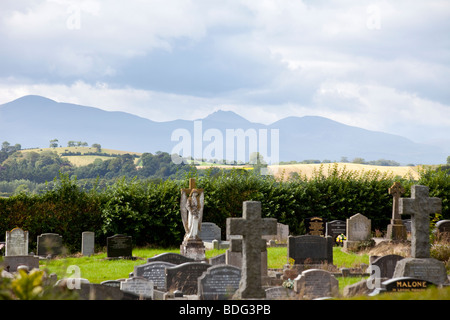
(226, 201, 277, 299)
(386, 182, 407, 240)
(180, 178, 205, 261)
(393, 185, 448, 285)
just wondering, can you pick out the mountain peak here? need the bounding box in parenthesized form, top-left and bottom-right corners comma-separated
(202, 110, 251, 124)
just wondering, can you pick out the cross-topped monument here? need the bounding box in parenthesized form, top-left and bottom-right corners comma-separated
(386, 182, 407, 240)
(399, 185, 441, 258)
(226, 201, 277, 299)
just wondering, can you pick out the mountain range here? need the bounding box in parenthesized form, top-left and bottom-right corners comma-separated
(0, 95, 447, 165)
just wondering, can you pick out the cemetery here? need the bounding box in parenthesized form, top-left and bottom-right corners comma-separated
(0, 174, 449, 301)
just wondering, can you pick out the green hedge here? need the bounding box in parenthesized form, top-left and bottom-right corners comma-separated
(0, 165, 449, 253)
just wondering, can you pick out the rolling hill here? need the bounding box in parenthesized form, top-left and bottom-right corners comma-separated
(0, 95, 446, 165)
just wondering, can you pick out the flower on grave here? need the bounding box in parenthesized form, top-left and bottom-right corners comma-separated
(336, 233, 347, 244)
(282, 278, 294, 290)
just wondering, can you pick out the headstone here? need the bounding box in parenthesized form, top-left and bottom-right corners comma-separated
(199, 222, 221, 242)
(288, 235, 333, 265)
(197, 265, 241, 300)
(82, 231, 95, 257)
(79, 283, 139, 300)
(2, 255, 39, 272)
(226, 201, 277, 299)
(262, 223, 289, 243)
(404, 219, 412, 233)
(265, 286, 296, 300)
(382, 277, 435, 292)
(343, 213, 371, 250)
(5, 228, 28, 256)
(386, 182, 408, 240)
(147, 252, 195, 265)
(293, 269, 339, 299)
(180, 178, 205, 261)
(106, 234, 132, 258)
(165, 262, 212, 295)
(225, 238, 269, 278)
(305, 217, 326, 236)
(369, 254, 404, 279)
(101, 280, 122, 288)
(120, 277, 153, 299)
(134, 261, 176, 290)
(209, 253, 226, 265)
(435, 220, 450, 236)
(37, 233, 64, 257)
(326, 220, 346, 243)
(393, 185, 448, 285)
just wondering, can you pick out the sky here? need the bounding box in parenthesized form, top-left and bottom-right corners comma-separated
(0, 0, 449, 148)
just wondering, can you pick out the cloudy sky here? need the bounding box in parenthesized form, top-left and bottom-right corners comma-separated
(1, 0, 449, 147)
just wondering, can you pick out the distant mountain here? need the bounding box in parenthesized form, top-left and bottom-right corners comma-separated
(0, 95, 446, 165)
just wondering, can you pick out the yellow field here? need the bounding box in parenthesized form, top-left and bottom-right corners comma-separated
(197, 163, 421, 180)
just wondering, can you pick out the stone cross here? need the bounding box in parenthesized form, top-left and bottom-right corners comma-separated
(399, 185, 441, 258)
(226, 201, 277, 299)
(389, 182, 405, 222)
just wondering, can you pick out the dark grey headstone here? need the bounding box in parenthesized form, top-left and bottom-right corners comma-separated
(198, 264, 241, 300)
(370, 254, 404, 279)
(37, 233, 63, 257)
(165, 262, 212, 295)
(199, 222, 221, 241)
(2, 255, 39, 272)
(436, 220, 450, 234)
(147, 252, 195, 265)
(326, 220, 346, 242)
(288, 235, 333, 265)
(107, 234, 132, 258)
(134, 261, 175, 290)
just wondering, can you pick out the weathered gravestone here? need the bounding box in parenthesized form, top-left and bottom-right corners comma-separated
(197, 265, 241, 300)
(262, 223, 289, 243)
(305, 217, 326, 236)
(165, 262, 212, 295)
(435, 220, 450, 237)
(199, 222, 221, 242)
(37, 233, 64, 257)
(226, 201, 277, 299)
(288, 235, 333, 265)
(134, 261, 175, 290)
(147, 252, 195, 265)
(326, 220, 346, 243)
(2, 255, 39, 272)
(79, 283, 139, 300)
(120, 277, 153, 299)
(386, 182, 408, 240)
(107, 234, 132, 259)
(265, 286, 296, 300)
(225, 238, 269, 280)
(5, 228, 28, 256)
(369, 254, 404, 279)
(343, 213, 371, 250)
(393, 185, 448, 285)
(82, 231, 95, 257)
(293, 269, 339, 299)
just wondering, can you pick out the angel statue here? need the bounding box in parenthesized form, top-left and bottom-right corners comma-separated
(180, 179, 204, 242)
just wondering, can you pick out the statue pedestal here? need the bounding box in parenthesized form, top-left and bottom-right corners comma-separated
(180, 238, 205, 261)
(386, 219, 407, 240)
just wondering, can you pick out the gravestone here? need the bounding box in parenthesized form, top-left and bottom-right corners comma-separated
(209, 253, 226, 265)
(82, 231, 95, 257)
(265, 286, 296, 300)
(225, 238, 269, 279)
(293, 269, 339, 299)
(370, 254, 404, 279)
(134, 261, 175, 290)
(288, 235, 333, 265)
(5, 228, 28, 256)
(37, 233, 64, 257)
(226, 201, 277, 299)
(262, 223, 289, 243)
(386, 182, 408, 240)
(343, 213, 371, 250)
(382, 277, 435, 292)
(326, 220, 346, 243)
(120, 277, 153, 299)
(165, 262, 212, 295)
(305, 217, 326, 236)
(435, 220, 450, 237)
(393, 185, 448, 285)
(2, 255, 39, 272)
(107, 234, 132, 258)
(199, 222, 221, 242)
(197, 265, 241, 300)
(101, 280, 122, 288)
(147, 252, 195, 265)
